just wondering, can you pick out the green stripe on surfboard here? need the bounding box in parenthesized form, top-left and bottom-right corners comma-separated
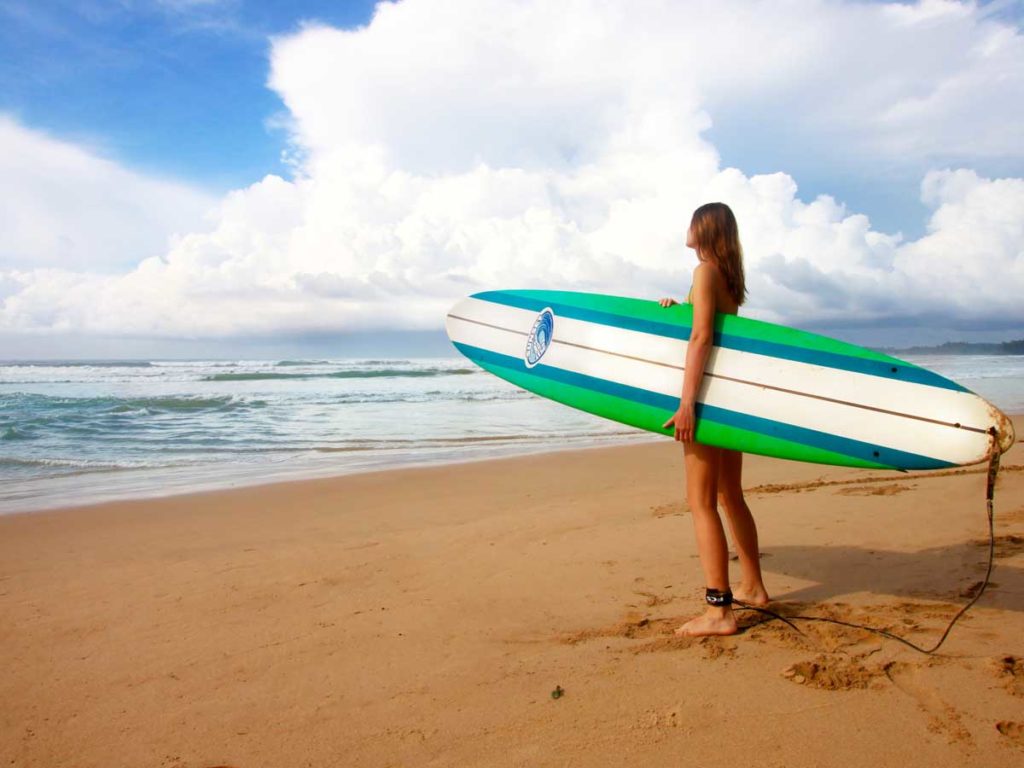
(474, 355, 891, 470)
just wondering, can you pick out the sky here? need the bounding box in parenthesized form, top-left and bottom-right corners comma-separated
(1, 0, 1023, 358)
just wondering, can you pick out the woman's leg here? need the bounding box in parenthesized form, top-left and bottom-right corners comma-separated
(718, 450, 769, 605)
(674, 441, 737, 637)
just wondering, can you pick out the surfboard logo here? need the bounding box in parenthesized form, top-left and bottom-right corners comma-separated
(524, 308, 555, 368)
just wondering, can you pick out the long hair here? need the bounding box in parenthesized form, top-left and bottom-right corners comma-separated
(689, 202, 746, 306)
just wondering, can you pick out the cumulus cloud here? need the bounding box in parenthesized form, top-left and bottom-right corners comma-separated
(0, 117, 216, 273)
(1, 0, 1022, 340)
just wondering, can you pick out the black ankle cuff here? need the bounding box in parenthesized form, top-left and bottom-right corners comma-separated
(705, 588, 733, 607)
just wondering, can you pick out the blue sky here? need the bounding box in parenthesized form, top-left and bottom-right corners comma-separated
(0, 0, 379, 189)
(1, 0, 1023, 357)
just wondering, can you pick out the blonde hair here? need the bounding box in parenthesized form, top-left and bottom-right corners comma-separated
(690, 202, 746, 306)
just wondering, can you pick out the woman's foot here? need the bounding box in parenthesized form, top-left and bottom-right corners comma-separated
(733, 584, 770, 606)
(674, 607, 738, 637)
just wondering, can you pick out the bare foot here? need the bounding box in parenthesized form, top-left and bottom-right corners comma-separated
(674, 607, 738, 637)
(733, 585, 770, 606)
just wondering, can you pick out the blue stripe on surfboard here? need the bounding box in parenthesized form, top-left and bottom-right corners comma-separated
(474, 290, 967, 393)
(453, 341, 956, 471)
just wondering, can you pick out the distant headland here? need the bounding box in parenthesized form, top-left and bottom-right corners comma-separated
(883, 339, 1024, 355)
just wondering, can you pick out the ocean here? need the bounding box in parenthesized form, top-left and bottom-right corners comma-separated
(2, 355, 1022, 514)
(0, 357, 645, 513)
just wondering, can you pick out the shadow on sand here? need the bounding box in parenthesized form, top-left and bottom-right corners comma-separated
(762, 535, 1024, 613)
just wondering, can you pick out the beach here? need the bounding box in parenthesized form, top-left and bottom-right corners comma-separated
(1, 416, 1022, 767)
(4, 1, 1024, 765)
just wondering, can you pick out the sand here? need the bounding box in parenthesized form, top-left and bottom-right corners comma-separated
(1, 417, 1022, 767)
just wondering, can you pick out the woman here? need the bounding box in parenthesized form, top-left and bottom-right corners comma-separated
(659, 202, 769, 637)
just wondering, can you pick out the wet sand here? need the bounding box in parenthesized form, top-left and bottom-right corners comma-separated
(1, 416, 1022, 767)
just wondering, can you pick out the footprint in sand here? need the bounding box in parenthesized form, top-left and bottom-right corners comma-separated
(996, 721, 1024, 749)
(631, 590, 674, 607)
(993, 655, 1024, 698)
(885, 661, 973, 746)
(637, 703, 689, 730)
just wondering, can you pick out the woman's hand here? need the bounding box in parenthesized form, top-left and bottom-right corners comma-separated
(658, 297, 678, 308)
(662, 402, 696, 443)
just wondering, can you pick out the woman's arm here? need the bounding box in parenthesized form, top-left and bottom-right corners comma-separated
(680, 263, 716, 405)
(662, 263, 716, 442)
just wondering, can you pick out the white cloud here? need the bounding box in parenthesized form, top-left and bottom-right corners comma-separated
(1, 0, 1022, 340)
(0, 116, 216, 273)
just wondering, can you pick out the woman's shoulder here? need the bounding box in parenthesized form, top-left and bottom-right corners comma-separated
(693, 261, 726, 285)
(693, 261, 739, 313)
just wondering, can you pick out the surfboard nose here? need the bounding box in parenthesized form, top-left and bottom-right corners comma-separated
(990, 404, 1016, 455)
(444, 297, 469, 344)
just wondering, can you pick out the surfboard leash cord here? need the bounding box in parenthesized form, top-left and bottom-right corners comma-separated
(731, 428, 1002, 656)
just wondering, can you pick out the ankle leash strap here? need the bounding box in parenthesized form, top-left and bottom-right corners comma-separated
(705, 588, 733, 607)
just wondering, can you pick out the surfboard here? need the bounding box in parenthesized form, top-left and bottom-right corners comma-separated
(445, 289, 1015, 470)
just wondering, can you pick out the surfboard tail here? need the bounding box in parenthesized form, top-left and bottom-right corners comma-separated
(989, 403, 1016, 455)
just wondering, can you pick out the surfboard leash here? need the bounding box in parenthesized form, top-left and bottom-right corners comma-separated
(732, 428, 1002, 656)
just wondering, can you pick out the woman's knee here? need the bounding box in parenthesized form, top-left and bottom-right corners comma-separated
(717, 489, 747, 515)
(687, 497, 721, 520)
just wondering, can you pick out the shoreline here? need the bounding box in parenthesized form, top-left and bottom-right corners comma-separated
(1, 417, 1022, 765)
(4, 412, 1020, 518)
(0, 431, 658, 517)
